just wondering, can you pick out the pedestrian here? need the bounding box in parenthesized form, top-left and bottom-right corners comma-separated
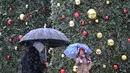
(21, 42, 47, 73)
(75, 48, 92, 73)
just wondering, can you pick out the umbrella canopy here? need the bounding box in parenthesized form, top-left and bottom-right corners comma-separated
(64, 43, 92, 59)
(19, 28, 69, 47)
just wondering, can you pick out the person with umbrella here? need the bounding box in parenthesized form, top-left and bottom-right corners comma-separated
(64, 43, 92, 73)
(75, 48, 92, 73)
(21, 42, 47, 73)
(19, 28, 69, 73)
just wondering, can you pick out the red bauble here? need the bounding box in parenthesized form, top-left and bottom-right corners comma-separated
(128, 38, 130, 42)
(60, 69, 65, 73)
(113, 65, 118, 70)
(74, 12, 79, 18)
(8, 19, 12, 25)
(6, 55, 11, 60)
(9, 7, 13, 11)
(9, 38, 13, 43)
(81, 21, 85, 26)
(105, 16, 109, 20)
(61, 15, 65, 19)
(123, 9, 128, 14)
(29, 14, 33, 19)
(18, 35, 22, 41)
(82, 31, 88, 36)
(42, 8, 46, 13)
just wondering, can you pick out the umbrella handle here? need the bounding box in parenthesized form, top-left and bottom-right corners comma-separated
(44, 43, 49, 62)
(45, 48, 47, 61)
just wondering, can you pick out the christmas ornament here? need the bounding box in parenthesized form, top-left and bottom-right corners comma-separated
(69, 20, 75, 27)
(128, 38, 130, 42)
(6, 55, 11, 60)
(19, 14, 25, 21)
(95, 19, 99, 23)
(121, 55, 127, 61)
(82, 30, 88, 36)
(26, 4, 29, 8)
(113, 64, 118, 70)
(61, 54, 65, 58)
(57, 3, 60, 6)
(14, 46, 18, 50)
(107, 39, 114, 46)
(74, 12, 80, 18)
(8, 19, 12, 25)
(96, 49, 101, 55)
(87, 9, 97, 19)
(105, 16, 109, 20)
(81, 21, 85, 26)
(106, 0, 110, 4)
(103, 64, 107, 68)
(29, 14, 33, 19)
(123, 9, 128, 14)
(18, 35, 22, 41)
(61, 15, 65, 19)
(60, 69, 66, 73)
(9, 38, 13, 43)
(97, 32, 103, 39)
(25, 22, 28, 25)
(48, 48, 53, 54)
(73, 66, 78, 72)
(42, 8, 46, 13)
(75, 0, 80, 5)
(9, 7, 13, 11)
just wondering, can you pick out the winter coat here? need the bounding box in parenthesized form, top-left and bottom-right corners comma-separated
(21, 46, 47, 73)
(75, 55, 92, 73)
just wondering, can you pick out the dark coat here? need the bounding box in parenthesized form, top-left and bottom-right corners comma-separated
(21, 46, 47, 73)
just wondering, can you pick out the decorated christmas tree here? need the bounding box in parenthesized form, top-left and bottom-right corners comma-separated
(0, 0, 51, 73)
(0, 0, 130, 73)
(47, 0, 130, 73)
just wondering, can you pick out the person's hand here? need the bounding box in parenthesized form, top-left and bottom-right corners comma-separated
(80, 60, 83, 63)
(44, 62, 49, 67)
(51, 52, 54, 56)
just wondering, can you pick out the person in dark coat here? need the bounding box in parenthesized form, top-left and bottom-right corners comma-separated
(21, 42, 47, 73)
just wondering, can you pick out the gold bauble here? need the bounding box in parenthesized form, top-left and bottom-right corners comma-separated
(73, 68, 77, 72)
(103, 64, 107, 68)
(69, 20, 75, 27)
(121, 55, 127, 61)
(106, 0, 110, 4)
(87, 9, 97, 19)
(57, 3, 60, 6)
(73, 66, 78, 69)
(75, 0, 80, 5)
(97, 32, 103, 39)
(107, 39, 114, 46)
(96, 49, 101, 55)
(19, 14, 25, 21)
(73, 66, 78, 72)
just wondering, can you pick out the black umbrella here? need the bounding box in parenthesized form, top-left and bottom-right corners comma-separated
(19, 28, 69, 47)
(19, 28, 69, 62)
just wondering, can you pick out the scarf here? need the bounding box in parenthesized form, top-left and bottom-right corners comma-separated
(33, 42, 46, 62)
(80, 54, 91, 64)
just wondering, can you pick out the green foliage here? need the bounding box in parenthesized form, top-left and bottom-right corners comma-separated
(0, 0, 51, 73)
(0, 0, 130, 73)
(48, 0, 130, 73)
